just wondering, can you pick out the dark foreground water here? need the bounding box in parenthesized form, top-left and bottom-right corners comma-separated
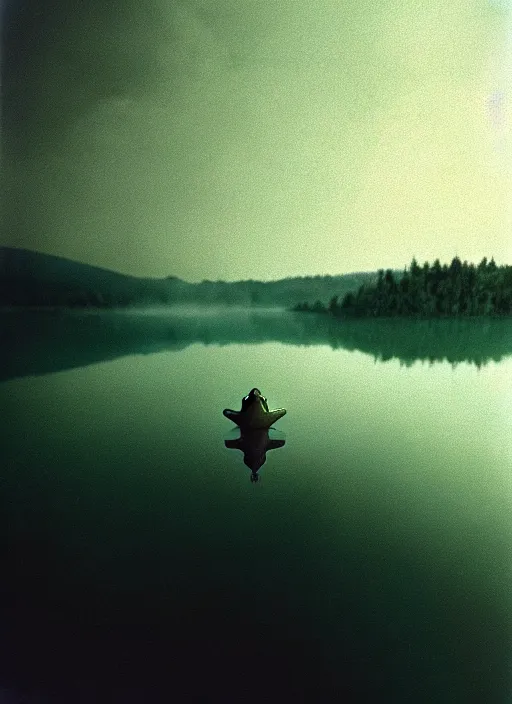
(1, 309, 511, 702)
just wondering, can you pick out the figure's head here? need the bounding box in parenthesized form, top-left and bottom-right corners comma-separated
(250, 472, 259, 483)
(249, 388, 261, 397)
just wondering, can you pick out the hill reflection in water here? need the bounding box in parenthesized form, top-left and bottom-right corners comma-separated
(1, 308, 511, 382)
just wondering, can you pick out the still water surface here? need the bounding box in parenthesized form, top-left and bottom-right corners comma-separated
(2, 309, 512, 702)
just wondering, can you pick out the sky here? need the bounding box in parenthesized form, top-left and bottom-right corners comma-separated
(2, 0, 512, 281)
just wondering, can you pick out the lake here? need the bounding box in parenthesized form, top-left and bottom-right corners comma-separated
(1, 309, 511, 702)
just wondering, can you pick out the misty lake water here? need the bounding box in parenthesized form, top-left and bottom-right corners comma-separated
(2, 308, 512, 702)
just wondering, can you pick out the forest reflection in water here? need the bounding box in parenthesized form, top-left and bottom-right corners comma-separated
(1, 307, 511, 383)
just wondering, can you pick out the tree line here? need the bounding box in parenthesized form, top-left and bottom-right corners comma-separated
(293, 258, 512, 318)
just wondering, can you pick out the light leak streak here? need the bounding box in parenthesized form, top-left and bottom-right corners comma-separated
(486, 0, 512, 264)
(486, 3, 512, 164)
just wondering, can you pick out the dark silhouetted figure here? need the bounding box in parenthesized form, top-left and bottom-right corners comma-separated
(223, 388, 286, 430)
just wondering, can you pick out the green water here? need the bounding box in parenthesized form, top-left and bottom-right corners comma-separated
(2, 310, 511, 702)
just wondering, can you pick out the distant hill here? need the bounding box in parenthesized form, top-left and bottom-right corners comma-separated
(0, 246, 379, 308)
(0, 247, 170, 306)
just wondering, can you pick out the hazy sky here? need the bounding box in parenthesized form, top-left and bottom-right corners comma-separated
(3, 0, 512, 280)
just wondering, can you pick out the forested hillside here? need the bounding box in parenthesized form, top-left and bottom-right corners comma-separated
(0, 247, 377, 308)
(294, 258, 512, 317)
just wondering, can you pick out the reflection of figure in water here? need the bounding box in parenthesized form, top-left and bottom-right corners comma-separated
(223, 388, 286, 430)
(225, 427, 285, 482)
